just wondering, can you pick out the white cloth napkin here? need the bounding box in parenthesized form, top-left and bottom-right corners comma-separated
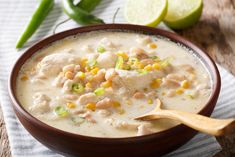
(1, 0, 235, 156)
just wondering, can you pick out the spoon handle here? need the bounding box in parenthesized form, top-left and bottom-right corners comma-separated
(139, 110, 235, 136)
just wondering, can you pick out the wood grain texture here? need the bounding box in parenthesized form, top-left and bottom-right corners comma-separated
(176, 0, 235, 156)
(177, 0, 235, 75)
(0, 105, 11, 157)
(1, 0, 235, 156)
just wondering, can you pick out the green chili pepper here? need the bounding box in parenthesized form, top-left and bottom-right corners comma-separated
(77, 0, 102, 13)
(62, 0, 105, 25)
(16, 0, 54, 48)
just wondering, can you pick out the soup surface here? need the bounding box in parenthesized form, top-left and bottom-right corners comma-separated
(16, 31, 211, 137)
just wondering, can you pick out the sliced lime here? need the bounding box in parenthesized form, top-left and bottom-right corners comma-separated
(164, 0, 203, 30)
(124, 0, 168, 27)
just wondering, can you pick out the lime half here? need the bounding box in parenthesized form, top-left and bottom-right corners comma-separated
(164, 0, 203, 30)
(124, 0, 168, 27)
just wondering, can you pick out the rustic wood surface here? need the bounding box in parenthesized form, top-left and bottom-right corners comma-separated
(1, 0, 235, 156)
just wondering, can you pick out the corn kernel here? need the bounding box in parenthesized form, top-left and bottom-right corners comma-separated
(162, 92, 166, 96)
(125, 100, 132, 106)
(85, 66, 91, 72)
(20, 75, 28, 81)
(80, 58, 88, 68)
(118, 108, 125, 115)
(66, 102, 76, 109)
(156, 78, 162, 84)
(144, 65, 153, 71)
(64, 71, 74, 79)
(150, 81, 159, 89)
(76, 71, 85, 80)
(181, 80, 190, 89)
(147, 99, 153, 104)
(148, 43, 157, 49)
(90, 67, 99, 75)
(86, 103, 96, 111)
(150, 79, 161, 89)
(112, 101, 121, 108)
(117, 52, 129, 59)
(134, 61, 144, 69)
(101, 80, 112, 88)
(176, 88, 184, 95)
(152, 63, 161, 70)
(85, 82, 92, 88)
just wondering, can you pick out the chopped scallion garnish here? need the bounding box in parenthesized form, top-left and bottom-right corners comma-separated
(160, 57, 173, 67)
(128, 57, 138, 63)
(151, 56, 159, 60)
(72, 83, 84, 94)
(137, 69, 148, 75)
(115, 56, 124, 69)
(54, 106, 69, 117)
(94, 87, 105, 96)
(71, 116, 85, 125)
(87, 58, 97, 67)
(97, 45, 106, 53)
(186, 94, 194, 99)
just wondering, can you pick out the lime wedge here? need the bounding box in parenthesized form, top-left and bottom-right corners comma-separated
(124, 0, 168, 27)
(164, 0, 203, 30)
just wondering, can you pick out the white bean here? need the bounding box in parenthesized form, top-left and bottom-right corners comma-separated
(77, 93, 97, 105)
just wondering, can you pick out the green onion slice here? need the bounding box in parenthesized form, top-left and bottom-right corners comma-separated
(97, 45, 106, 53)
(128, 57, 138, 63)
(94, 87, 105, 96)
(54, 106, 69, 117)
(137, 69, 148, 75)
(72, 83, 84, 94)
(88, 58, 97, 67)
(186, 94, 194, 99)
(160, 57, 173, 67)
(71, 116, 85, 125)
(150, 56, 159, 60)
(123, 64, 131, 70)
(115, 56, 124, 69)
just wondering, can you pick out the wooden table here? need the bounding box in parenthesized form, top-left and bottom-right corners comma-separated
(1, 0, 235, 156)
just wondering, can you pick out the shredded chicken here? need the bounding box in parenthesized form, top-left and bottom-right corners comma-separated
(97, 52, 117, 69)
(30, 93, 51, 113)
(37, 53, 79, 77)
(106, 118, 139, 130)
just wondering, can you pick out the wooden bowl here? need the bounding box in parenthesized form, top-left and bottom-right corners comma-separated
(8, 24, 221, 157)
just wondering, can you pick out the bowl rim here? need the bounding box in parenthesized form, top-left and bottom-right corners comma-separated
(8, 24, 221, 143)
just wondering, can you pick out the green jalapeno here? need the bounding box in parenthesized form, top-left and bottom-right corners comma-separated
(77, 0, 102, 13)
(16, 0, 54, 48)
(62, 0, 104, 25)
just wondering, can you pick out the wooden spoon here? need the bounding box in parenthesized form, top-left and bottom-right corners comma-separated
(135, 99, 235, 136)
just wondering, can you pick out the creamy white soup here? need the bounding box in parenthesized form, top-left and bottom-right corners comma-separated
(16, 31, 211, 137)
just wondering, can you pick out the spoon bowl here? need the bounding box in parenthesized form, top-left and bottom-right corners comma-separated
(135, 99, 235, 136)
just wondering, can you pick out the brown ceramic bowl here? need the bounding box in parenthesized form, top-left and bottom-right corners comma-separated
(8, 24, 221, 157)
